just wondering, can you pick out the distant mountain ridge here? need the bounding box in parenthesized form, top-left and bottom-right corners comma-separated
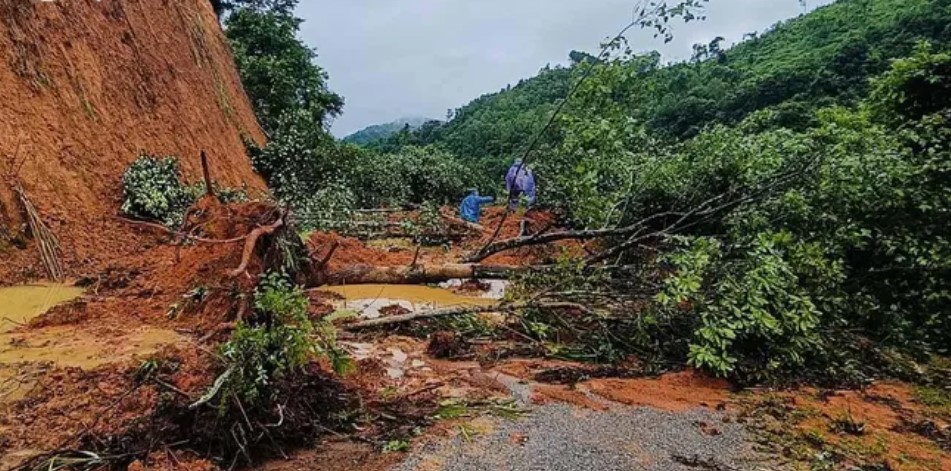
(343, 117, 437, 146)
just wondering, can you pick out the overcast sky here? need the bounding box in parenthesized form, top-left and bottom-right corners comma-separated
(296, 1, 834, 137)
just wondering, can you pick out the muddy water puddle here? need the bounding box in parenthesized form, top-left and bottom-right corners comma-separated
(0, 283, 85, 333)
(323, 284, 498, 319)
(0, 283, 185, 402)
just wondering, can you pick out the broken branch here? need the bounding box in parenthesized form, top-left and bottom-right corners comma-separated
(116, 217, 248, 244)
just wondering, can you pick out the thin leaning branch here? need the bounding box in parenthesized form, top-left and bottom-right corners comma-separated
(477, 14, 648, 253)
(116, 217, 249, 244)
(464, 210, 678, 263)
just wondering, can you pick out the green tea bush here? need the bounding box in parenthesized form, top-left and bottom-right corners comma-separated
(350, 145, 473, 208)
(122, 155, 252, 228)
(294, 181, 357, 232)
(121, 155, 198, 227)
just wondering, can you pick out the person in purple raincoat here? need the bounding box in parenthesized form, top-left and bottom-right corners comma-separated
(505, 158, 536, 210)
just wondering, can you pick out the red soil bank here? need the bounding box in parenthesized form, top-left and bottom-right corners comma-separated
(0, 0, 265, 281)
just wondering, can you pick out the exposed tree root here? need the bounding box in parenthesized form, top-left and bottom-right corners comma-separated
(228, 217, 285, 278)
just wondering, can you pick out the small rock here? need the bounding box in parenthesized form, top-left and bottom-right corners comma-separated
(388, 347, 408, 363)
(386, 367, 405, 379)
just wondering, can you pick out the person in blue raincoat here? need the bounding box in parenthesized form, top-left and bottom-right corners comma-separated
(459, 189, 495, 223)
(505, 158, 536, 210)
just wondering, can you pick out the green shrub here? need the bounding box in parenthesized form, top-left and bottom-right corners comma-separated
(350, 145, 474, 208)
(658, 234, 826, 382)
(218, 272, 351, 407)
(121, 155, 198, 227)
(121, 155, 253, 228)
(293, 181, 357, 232)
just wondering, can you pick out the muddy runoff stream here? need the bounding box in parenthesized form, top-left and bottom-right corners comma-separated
(0, 283, 185, 403)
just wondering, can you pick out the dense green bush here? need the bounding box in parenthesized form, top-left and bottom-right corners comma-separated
(120, 155, 198, 228)
(219, 272, 350, 407)
(501, 44, 951, 384)
(293, 181, 357, 232)
(350, 145, 473, 208)
(121, 154, 249, 228)
(634, 46, 951, 382)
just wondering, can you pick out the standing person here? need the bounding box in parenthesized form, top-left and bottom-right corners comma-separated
(505, 158, 537, 210)
(459, 189, 494, 224)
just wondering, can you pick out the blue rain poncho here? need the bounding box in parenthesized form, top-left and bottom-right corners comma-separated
(459, 191, 495, 223)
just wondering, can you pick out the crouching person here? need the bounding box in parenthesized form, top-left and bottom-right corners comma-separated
(459, 189, 494, 225)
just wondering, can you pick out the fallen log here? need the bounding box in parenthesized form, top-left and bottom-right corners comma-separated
(463, 211, 677, 263)
(323, 263, 530, 285)
(344, 301, 592, 329)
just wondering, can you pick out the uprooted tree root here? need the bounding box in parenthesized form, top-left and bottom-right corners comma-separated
(5, 199, 359, 470)
(12, 361, 358, 471)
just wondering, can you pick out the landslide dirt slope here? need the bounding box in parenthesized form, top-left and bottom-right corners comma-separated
(0, 0, 266, 280)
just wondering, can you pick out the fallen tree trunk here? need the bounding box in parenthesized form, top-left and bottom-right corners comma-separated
(323, 263, 531, 285)
(344, 301, 592, 329)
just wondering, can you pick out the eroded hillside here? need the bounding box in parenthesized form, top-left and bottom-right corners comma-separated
(0, 0, 265, 281)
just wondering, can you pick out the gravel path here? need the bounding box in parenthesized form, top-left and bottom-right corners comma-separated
(396, 391, 779, 471)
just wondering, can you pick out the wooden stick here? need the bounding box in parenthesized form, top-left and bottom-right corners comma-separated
(200, 150, 214, 197)
(314, 241, 340, 269)
(15, 184, 64, 281)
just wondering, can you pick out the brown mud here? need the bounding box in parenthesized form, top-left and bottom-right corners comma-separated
(737, 383, 951, 470)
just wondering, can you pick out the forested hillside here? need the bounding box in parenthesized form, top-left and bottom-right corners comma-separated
(384, 0, 950, 163)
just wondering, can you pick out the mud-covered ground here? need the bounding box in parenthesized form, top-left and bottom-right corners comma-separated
(1, 204, 948, 471)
